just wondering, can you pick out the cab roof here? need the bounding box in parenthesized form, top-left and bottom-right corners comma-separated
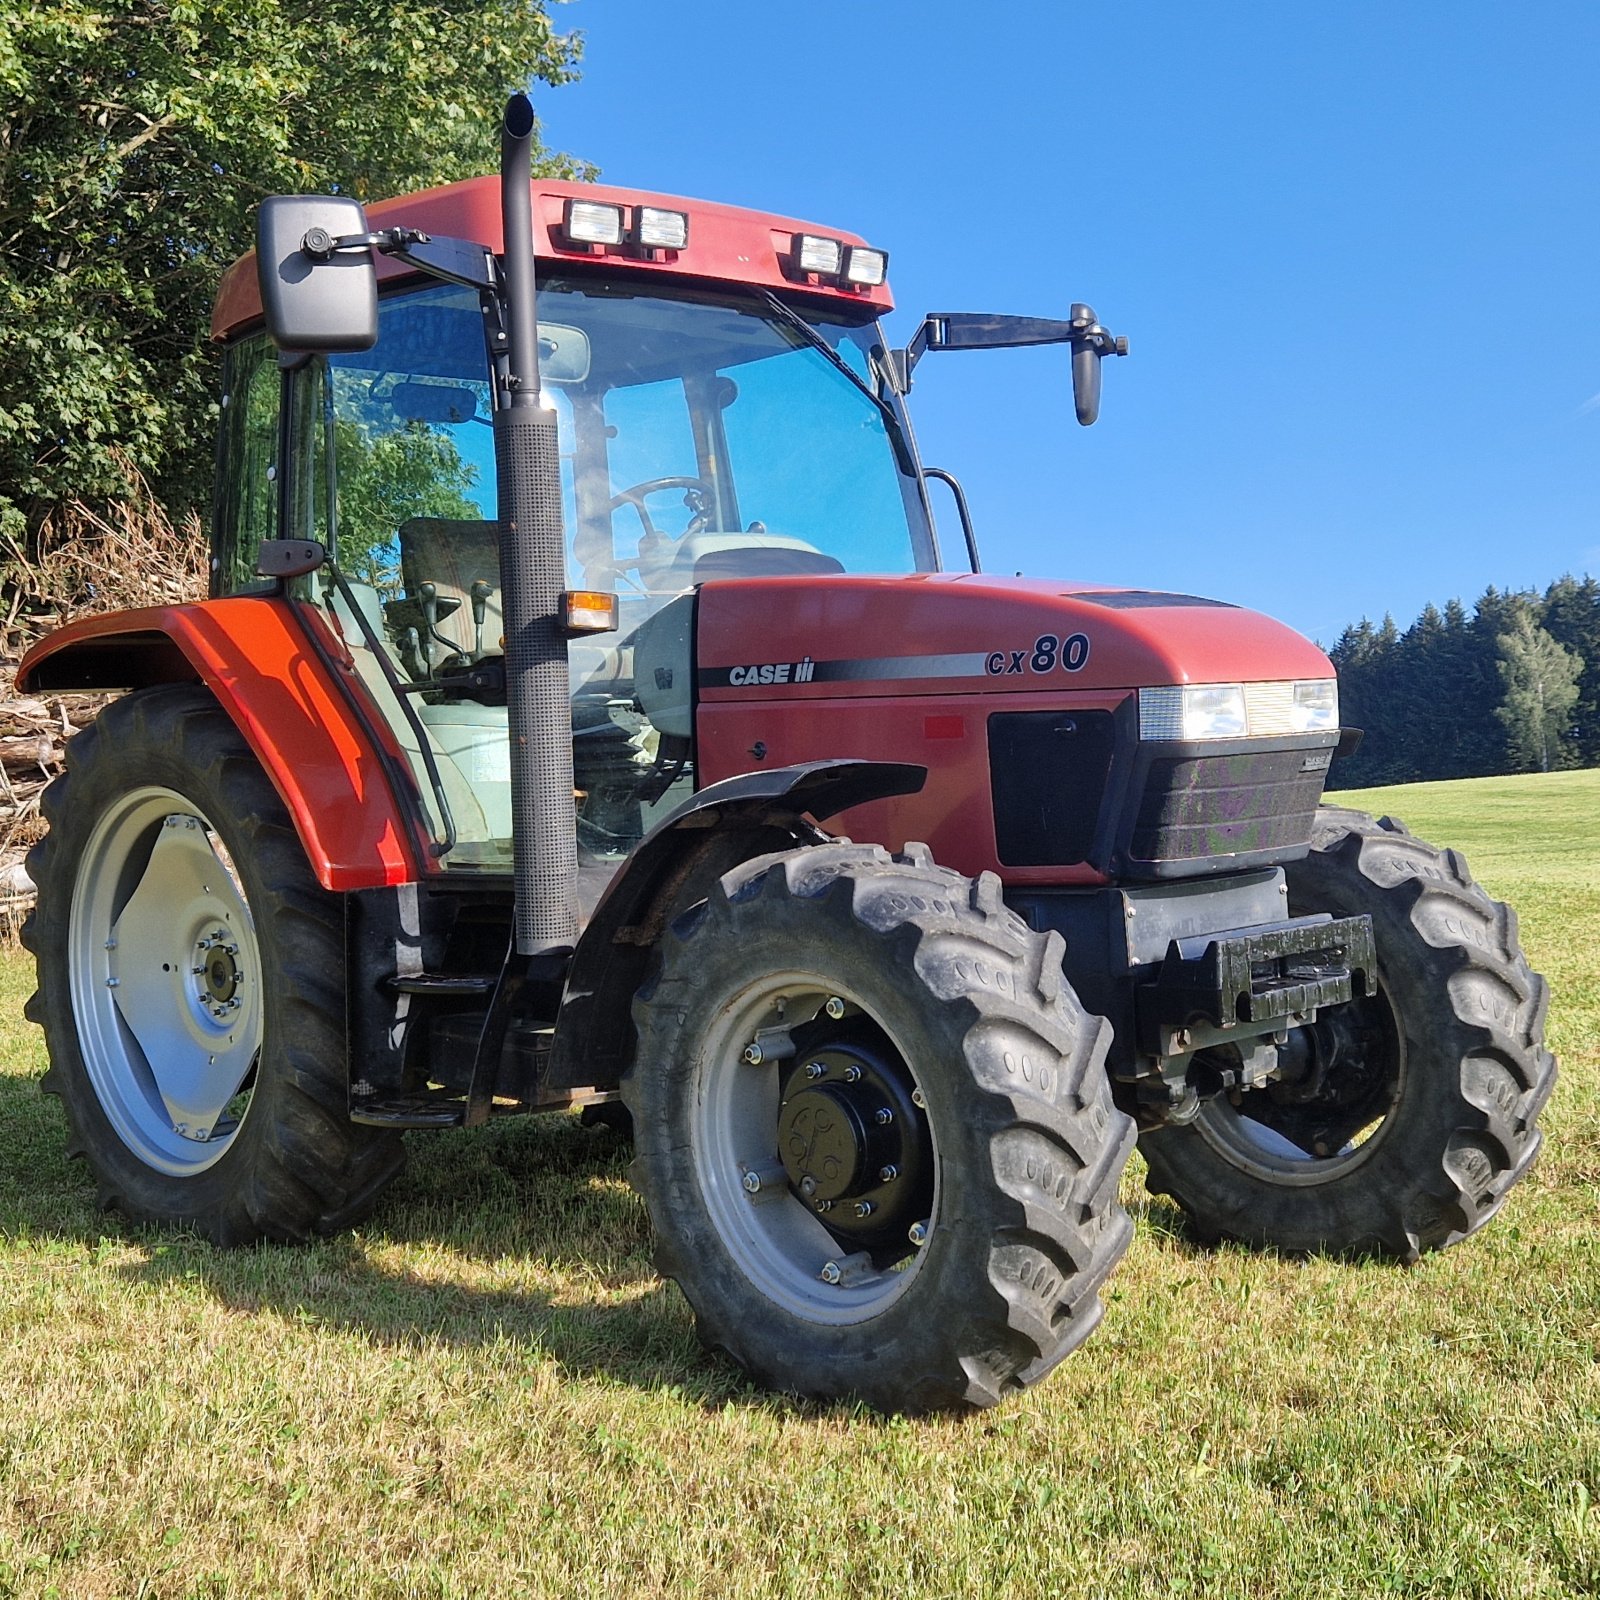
(212, 175, 894, 342)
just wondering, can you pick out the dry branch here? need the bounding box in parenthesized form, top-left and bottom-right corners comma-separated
(0, 457, 207, 936)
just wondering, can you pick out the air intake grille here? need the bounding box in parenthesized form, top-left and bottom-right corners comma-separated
(988, 710, 1115, 866)
(1131, 749, 1327, 863)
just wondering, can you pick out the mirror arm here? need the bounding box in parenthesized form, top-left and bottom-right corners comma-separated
(300, 224, 500, 295)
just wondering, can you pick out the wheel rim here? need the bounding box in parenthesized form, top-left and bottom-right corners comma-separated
(68, 786, 263, 1175)
(691, 971, 936, 1325)
(1192, 983, 1404, 1186)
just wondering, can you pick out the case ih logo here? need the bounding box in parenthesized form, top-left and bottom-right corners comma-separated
(702, 637, 1094, 689)
(725, 657, 817, 686)
(985, 632, 1091, 676)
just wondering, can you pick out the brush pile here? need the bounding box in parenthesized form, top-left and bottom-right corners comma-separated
(1, 463, 206, 939)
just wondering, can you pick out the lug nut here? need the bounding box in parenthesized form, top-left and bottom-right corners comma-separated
(814, 1199, 833, 1213)
(874, 1108, 893, 1126)
(805, 1061, 826, 1081)
(843, 1065, 862, 1083)
(820, 1261, 842, 1285)
(824, 996, 846, 1020)
(908, 1221, 929, 1247)
(878, 1164, 899, 1183)
(741, 1172, 761, 1194)
(854, 1201, 874, 1218)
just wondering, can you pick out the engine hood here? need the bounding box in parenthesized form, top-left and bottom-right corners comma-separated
(694, 573, 1332, 700)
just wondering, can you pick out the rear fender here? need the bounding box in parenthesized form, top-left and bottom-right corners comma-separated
(17, 599, 426, 890)
(544, 759, 927, 1091)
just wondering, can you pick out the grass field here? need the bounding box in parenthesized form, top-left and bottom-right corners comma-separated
(1, 773, 1596, 1598)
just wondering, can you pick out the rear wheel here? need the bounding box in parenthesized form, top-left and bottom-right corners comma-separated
(22, 685, 404, 1242)
(1139, 808, 1555, 1260)
(626, 842, 1135, 1412)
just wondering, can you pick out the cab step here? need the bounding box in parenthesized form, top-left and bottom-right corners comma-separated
(350, 1089, 466, 1128)
(385, 973, 498, 997)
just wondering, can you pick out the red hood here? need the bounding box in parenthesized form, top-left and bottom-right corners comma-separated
(695, 573, 1331, 700)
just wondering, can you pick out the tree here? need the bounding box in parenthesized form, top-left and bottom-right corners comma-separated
(0, 0, 585, 552)
(1495, 614, 1582, 773)
(1540, 574, 1600, 764)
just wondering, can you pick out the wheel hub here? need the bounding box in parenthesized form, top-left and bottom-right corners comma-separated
(778, 1084, 872, 1202)
(194, 930, 242, 1015)
(775, 1031, 932, 1253)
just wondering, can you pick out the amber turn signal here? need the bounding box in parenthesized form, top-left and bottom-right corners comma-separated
(560, 590, 619, 635)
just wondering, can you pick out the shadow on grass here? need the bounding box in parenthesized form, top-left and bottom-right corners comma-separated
(0, 1068, 1409, 1417)
(0, 1070, 855, 1415)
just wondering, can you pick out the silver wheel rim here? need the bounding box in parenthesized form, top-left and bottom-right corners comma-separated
(691, 972, 935, 1324)
(68, 786, 263, 1175)
(1193, 982, 1404, 1186)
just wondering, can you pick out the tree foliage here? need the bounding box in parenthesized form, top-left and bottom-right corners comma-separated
(1327, 575, 1600, 788)
(1495, 613, 1582, 774)
(0, 0, 584, 546)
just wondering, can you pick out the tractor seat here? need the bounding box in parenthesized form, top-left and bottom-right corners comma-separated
(397, 516, 502, 659)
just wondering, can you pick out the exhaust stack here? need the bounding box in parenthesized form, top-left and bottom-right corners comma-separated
(495, 92, 578, 955)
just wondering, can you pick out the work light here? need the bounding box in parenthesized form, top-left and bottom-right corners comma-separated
(564, 199, 624, 247)
(843, 245, 888, 286)
(794, 234, 844, 275)
(634, 207, 689, 250)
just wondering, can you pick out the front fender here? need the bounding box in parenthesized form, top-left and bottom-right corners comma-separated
(545, 759, 927, 1091)
(18, 600, 426, 890)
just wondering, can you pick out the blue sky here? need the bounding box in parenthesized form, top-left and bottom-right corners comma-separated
(540, 1, 1600, 647)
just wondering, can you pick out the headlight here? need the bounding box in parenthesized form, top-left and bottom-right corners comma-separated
(1291, 679, 1339, 731)
(1139, 679, 1339, 741)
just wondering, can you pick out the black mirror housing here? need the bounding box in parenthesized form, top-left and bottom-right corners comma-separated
(256, 195, 378, 354)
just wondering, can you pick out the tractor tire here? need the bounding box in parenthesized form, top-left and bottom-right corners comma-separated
(1139, 807, 1556, 1261)
(21, 685, 404, 1243)
(625, 841, 1136, 1413)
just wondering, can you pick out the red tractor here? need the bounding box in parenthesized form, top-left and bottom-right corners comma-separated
(19, 96, 1554, 1412)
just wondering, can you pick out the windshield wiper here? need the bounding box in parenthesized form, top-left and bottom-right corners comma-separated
(759, 291, 917, 474)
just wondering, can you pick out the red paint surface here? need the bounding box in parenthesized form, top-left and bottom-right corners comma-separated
(694, 574, 1334, 884)
(214, 176, 893, 341)
(695, 573, 1332, 702)
(19, 600, 425, 891)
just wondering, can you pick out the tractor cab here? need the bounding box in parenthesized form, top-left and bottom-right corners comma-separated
(209, 180, 935, 902)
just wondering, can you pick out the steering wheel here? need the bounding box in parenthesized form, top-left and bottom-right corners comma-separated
(605, 476, 716, 541)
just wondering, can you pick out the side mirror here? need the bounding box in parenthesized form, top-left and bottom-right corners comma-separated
(893, 308, 1128, 425)
(256, 195, 378, 355)
(1068, 304, 1128, 427)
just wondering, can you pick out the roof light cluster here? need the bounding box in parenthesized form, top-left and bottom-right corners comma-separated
(790, 233, 888, 290)
(562, 199, 689, 254)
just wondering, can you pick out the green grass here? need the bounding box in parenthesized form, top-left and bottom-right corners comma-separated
(1, 773, 1597, 1598)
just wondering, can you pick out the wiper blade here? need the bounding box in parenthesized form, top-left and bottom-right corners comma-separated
(759, 292, 916, 473)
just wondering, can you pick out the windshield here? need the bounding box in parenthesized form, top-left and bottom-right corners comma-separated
(317, 275, 934, 601)
(544, 276, 933, 588)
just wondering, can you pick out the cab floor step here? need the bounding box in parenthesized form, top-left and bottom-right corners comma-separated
(385, 973, 498, 997)
(350, 1091, 466, 1128)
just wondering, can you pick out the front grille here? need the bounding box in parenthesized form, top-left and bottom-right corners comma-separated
(1131, 749, 1328, 863)
(988, 710, 1115, 866)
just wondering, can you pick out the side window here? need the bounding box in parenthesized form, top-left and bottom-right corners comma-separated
(212, 337, 281, 596)
(327, 287, 498, 604)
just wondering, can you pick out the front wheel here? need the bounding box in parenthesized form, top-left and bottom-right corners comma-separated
(1140, 808, 1556, 1260)
(625, 842, 1135, 1413)
(22, 685, 404, 1242)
